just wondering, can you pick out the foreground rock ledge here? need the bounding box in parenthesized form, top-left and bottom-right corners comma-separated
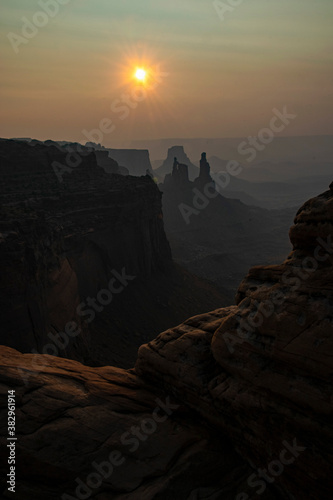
(136, 185, 333, 500)
(0, 346, 281, 500)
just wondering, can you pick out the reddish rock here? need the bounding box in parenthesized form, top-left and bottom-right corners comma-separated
(0, 346, 273, 500)
(136, 185, 333, 500)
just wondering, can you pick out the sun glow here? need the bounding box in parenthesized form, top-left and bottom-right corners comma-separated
(113, 45, 168, 93)
(135, 68, 146, 82)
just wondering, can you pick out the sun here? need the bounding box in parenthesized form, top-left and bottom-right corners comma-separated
(135, 68, 146, 82)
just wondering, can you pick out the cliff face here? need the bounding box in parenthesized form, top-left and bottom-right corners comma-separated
(0, 139, 228, 368)
(0, 139, 172, 364)
(0, 210, 89, 361)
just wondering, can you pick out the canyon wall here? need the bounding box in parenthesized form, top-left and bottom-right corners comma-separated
(0, 140, 172, 363)
(0, 139, 227, 368)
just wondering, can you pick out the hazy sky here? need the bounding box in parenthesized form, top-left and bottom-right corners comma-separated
(1, 0, 332, 145)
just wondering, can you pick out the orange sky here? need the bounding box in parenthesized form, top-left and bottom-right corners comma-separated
(1, 0, 332, 145)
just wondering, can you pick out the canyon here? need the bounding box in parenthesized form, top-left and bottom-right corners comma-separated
(0, 138, 333, 500)
(0, 139, 227, 368)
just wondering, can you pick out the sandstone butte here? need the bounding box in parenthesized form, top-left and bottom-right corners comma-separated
(0, 184, 332, 500)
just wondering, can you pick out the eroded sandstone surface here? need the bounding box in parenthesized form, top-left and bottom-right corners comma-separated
(0, 346, 281, 500)
(136, 185, 333, 499)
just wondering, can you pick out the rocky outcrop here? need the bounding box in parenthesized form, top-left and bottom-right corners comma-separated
(58, 143, 130, 176)
(194, 152, 215, 191)
(0, 139, 105, 203)
(154, 146, 199, 181)
(107, 149, 152, 177)
(136, 184, 333, 500)
(159, 152, 293, 296)
(94, 150, 129, 176)
(164, 156, 190, 188)
(162, 152, 214, 192)
(0, 346, 280, 500)
(85, 143, 153, 177)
